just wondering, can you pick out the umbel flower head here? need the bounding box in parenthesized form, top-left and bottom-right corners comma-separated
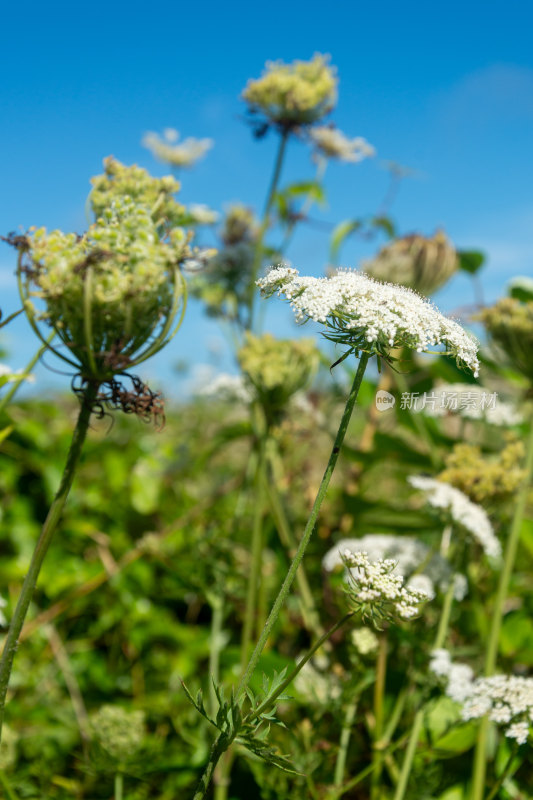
(439, 439, 526, 504)
(408, 475, 501, 559)
(90, 157, 185, 227)
(475, 297, 533, 383)
(309, 126, 375, 163)
(13, 196, 188, 420)
(341, 550, 428, 625)
(363, 231, 458, 296)
(142, 128, 213, 169)
(238, 332, 319, 426)
(242, 54, 337, 130)
(257, 266, 479, 375)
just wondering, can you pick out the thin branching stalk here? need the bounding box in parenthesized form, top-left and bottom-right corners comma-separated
(333, 699, 358, 788)
(471, 407, 533, 800)
(247, 130, 289, 330)
(370, 633, 388, 799)
(393, 576, 457, 800)
(114, 771, 124, 800)
(0, 381, 99, 742)
(192, 353, 370, 799)
(208, 595, 224, 719)
(0, 770, 19, 800)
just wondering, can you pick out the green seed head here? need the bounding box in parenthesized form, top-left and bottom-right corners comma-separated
(21, 195, 188, 382)
(363, 230, 458, 296)
(242, 54, 337, 129)
(238, 333, 319, 425)
(475, 297, 533, 383)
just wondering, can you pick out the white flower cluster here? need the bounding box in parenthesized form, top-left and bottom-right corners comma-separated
(430, 650, 533, 746)
(323, 534, 467, 601)
(309, 126, 375, 163)
(408, 476, 501, 559)
(257, 267, 479, 375)
(342, 550, 428, 621)
(142, 128, 213, 168)
(195, 371, 252, 404)
(421, 383, 522, 426)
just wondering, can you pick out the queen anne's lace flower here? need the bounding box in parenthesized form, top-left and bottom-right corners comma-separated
(323, 534, 467, 601)
(430, 652, 533, 746)
(257, 266, 479, 375)
(341, 550, 428, 623)
(309, 126, 375, 163)
(408, 476, 500, 559)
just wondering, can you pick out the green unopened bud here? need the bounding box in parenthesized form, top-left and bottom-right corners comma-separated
(363, 230, 458, 296)
(20, 196, 188, 386)
(242, 54, 337, 129)
(238, 333, 319, 425)
(475, 297, 533, 383)
(90, 157, 185, 227)
(91, 705, 145, 763)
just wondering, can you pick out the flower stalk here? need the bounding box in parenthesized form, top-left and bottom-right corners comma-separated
(0, 381, 99, 741)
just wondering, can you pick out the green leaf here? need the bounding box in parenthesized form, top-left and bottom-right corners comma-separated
(508, 276, 533, 302)
(371, 215, 396, 238)
(458, 250, 485, 275)
(330, 219, 362, 263)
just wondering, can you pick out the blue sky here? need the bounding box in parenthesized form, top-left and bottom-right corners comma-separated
(1, 0, 532, 395)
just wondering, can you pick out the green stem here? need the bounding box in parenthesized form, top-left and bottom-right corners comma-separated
(248, 613, 354, 724)
(471, 407, 533, 800)
(247, 130, 289, 331)
(264, 460, 324, 636)
(393, 575, 457, 800)
(239, 438, 266, 673)
(484, 743, 520, 800)
(0, 770, 19, 800)
(208, 595, 224, 718)
(237, 353, 370, 697)
(0, 333, 55, 417)
(193, 354, 370, 800)
(334, 698, 358, 788)
(114, 771, 124, 800)
(0, 381, 98, 742)
(371, 633, 388, 799)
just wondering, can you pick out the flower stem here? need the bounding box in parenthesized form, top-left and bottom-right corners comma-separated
(393, 575, 457, 800)
(471, 406, 533, 800)
(333, 698, 358, 788)
(248, 130, 289, 330)
(192, 353, 370, 800)
(208, 594, 224, 719)
(263, 456, 324, 637)
(0, 381, 98, 742)
(370, 633, 388, 800)
(114, 771, 124, 800)
(237, 352, 369, 696)
(0, 770, 19, 800)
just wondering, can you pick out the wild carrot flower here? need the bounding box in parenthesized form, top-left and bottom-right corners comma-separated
(242, 54, 337, 129)
(439, 440, 526, 504)
(362, 231, 458, 296)
(142, 128, 213, 168)
(341, 550, 428, 623)
(308, 126, 375, 163)
(408, 476, 501, 559)
(430, 652, 533, 745)
(323, 534, 467, 601)
(91, 705, 146, 761)
(257, 266, 479, 374)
